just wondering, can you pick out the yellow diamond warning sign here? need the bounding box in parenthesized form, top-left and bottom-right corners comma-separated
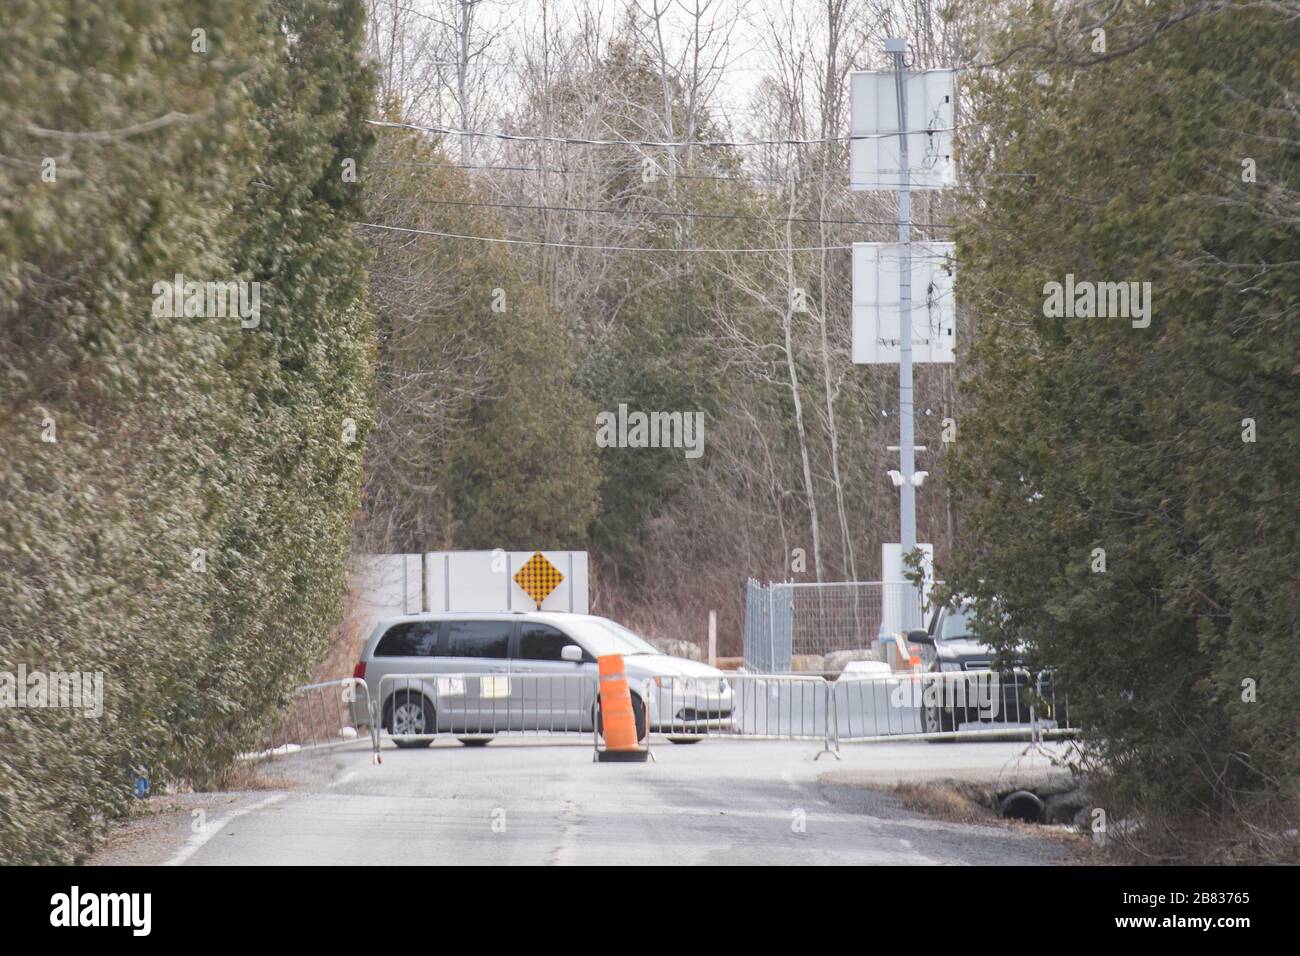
(514, 551, 564, 608)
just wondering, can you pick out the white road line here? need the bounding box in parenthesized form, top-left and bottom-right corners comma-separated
(164, 793, 287, 866)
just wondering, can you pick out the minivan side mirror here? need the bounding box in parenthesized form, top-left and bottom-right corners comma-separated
(907, 629, 934, 646)
(560, 644, 584, 663)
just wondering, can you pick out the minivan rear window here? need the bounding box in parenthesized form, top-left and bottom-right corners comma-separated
(444, 620, 511, 659)
(375, 622, 440, 657)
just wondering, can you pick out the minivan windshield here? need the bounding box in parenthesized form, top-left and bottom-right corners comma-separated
(563, 618, 662, 656)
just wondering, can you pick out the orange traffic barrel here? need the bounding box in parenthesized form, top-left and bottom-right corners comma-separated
(596, 654, 648, 763)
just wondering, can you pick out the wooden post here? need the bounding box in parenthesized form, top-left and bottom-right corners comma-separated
(708, 610, 717, 668)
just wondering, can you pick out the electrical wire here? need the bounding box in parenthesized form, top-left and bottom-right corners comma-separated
(367, 118, 958, 148)
(356, 220, 956, 256)
(373, 159, 958, 191)
(387, 195, 953, 229)
(355, 220, 855, 252)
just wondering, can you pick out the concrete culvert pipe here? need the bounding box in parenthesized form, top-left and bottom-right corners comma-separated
(999, 790, 1045, 823)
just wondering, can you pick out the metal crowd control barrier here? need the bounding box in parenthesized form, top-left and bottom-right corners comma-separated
(831, 669, 1074, 743)
(648, 673, 839, 759)
(370, 672, 605, 756)
(1032, 671, 1073, 741)
(367, 672, 840, 758)
(259, 670, 1073, 762)
(263, 677, 372, 755)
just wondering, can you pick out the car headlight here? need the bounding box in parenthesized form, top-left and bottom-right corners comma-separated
(939, 660, 963, 672)
(719, 678, 730, 694)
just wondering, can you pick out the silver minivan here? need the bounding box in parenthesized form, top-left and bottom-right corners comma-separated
(353, 611, 734, 747)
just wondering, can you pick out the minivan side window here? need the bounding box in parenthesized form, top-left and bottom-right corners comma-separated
(375, 622, 440, 657)
(517, 623, 585, 662)
(443, 620, 511, 659)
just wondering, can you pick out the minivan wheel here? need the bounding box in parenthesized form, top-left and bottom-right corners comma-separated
(386, 695, 435, 748)
(595, 692, 648, 743)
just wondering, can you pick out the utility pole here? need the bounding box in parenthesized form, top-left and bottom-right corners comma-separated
(887, 37, 919, 631)
(850, 46, 955, 631)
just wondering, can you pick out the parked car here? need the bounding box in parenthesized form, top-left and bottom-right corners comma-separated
(906, 602, 1067, 737)
(351, 611, 733, 747)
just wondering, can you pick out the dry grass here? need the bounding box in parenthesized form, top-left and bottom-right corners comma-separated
(1106, 800, 1300, 865)
(1071, 772, 1300, 865)
(198, 761, 296, 793)
(886, 779, 1102, 860)
(891, 780, 997, 824)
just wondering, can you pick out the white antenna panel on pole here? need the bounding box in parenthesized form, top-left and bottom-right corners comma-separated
(852, 241, 956, 364)
(849, 69, 956, 191)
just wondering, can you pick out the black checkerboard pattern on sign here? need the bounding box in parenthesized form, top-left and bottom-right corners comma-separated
(513, 551, 564, 607)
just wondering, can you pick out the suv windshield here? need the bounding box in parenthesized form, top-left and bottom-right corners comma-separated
(940, 606, 979, 641)
(563, 618, 662, 656)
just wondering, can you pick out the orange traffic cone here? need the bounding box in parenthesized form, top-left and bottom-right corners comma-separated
(596, 654, 648, 763)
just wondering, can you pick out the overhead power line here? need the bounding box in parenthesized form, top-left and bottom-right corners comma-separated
(355, 221, 959, 256)
(373, 159, 957, 191)
(392, 195, 953, 229)
(377, 158, 778, 183)
(367, 118, 957, 148)
(355, 221, 854, 253)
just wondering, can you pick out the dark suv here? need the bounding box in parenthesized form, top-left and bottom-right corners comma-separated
(906, 603, 1068, 736)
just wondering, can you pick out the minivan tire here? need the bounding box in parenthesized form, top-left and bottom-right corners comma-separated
(385, 694, 435, 748)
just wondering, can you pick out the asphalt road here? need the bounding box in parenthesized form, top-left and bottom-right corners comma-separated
(92, 738, 1075, 866)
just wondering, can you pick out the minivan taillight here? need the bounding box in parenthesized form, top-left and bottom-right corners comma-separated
(353, 661, 366, 681)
